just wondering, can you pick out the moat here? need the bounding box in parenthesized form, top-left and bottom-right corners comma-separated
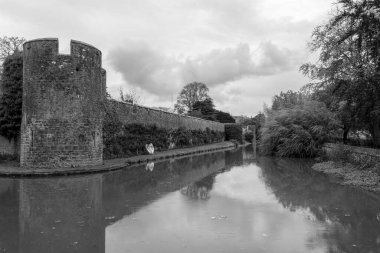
(1, 146, 380, 253)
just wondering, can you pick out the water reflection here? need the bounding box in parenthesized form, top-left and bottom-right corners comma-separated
(0, 179, 19, 252)
(19, 176, 104, 253)
(258, 157, 380, 253)
(0, 146, 379, 252)
(180, 173, 216, 201)
(145, 162, 154, 172)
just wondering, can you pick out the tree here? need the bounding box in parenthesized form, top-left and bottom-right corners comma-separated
(191, 98, 215, 119)
(260, 101, 340, 157)
(0, 55, 23, 140)
(0, 36, 26, 76)
(302, 84, 361, 144)
(119, 87, 142, 105)
(174, 82, 210, 114)
(252, 113, 265, 141)
(188, 97, 236, 123)
(271, 90, 305, 110)
(215, 111, 235, 123)
(301, 0, 380, 146)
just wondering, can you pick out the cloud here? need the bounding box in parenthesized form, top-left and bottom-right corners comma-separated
(210, 71, 309, 116)
(0, 0, 335, 115)
(109, 41, 302, 97)
(108, 41, 180, 95)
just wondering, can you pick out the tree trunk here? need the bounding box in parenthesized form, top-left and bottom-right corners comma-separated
(343, 125, 349, 144)
(372, 119, 380, 147)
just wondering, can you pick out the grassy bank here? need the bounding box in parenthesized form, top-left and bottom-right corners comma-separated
(312, 161, 380, 193)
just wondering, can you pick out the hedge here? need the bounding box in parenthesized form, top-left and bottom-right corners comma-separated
(224, 124, 243, 144)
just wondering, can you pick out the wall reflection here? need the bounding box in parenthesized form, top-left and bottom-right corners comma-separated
(19, 175, 104, 253)
(0, 149, 230, 253)
(0, 179, 19, 252)
(1, 147, 379, 252)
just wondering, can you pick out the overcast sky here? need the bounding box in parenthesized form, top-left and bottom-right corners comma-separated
(0, 0, 335, 116)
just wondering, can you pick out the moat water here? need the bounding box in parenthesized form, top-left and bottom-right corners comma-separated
(0, 146, 380, 253)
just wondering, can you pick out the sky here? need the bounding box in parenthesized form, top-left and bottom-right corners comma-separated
(0, 0, 335, 116)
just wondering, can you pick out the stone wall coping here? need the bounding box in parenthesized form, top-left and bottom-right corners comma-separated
(24, 38, 58, 44)
(71, 39, 101, 55)
(23, 38, 101, 56)
(110, 99, 225, 126)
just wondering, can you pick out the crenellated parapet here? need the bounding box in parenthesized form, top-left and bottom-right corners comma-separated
(20, 39, 105, 168)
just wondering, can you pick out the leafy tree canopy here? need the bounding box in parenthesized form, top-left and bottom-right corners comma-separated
(0, 36, 26, 77)
(215, 110, 235, 123)
(175, 82, 210, 114)
(261, 101, 340, 158)
(193, 98, 215, 117)
(300, 0, 380, 146)
(188, 97, 235, 123)
(119, 87, 142, 105)
(272, 90, 306, 111)
(0, 55, 23, 140)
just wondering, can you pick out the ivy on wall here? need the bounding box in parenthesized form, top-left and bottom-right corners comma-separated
(102, 100, 224, 159)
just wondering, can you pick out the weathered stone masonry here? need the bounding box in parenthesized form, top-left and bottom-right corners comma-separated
(1, 38, 228, 168)
(20, 39, 105, 168)
(110, 100, 225, 132)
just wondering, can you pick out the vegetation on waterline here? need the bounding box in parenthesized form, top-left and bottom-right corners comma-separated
(260, 101, 339, 158)
(102, 100, 224, 159)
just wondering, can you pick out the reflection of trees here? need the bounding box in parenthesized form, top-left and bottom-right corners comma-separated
(258, 157, 380, 253)
(225, 148, 243, 168)
(180, 173, 216, 200)
(180, 185, 210, 200)
(180, 146, 255, 201)
(102, 151, 226, 224)
(243, 145, 256, 163)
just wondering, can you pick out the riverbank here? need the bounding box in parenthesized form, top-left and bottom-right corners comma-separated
(312, 161, 380, 193)
(0, 141, 236, 177)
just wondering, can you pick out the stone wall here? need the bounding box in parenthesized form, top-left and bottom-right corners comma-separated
(20, 39, 105, 168)
(5, 38, 228, 168)
(324, 143, 380, 166)
(110, 100, 225, 132)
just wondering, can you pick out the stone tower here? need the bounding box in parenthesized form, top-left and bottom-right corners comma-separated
(20, 38, 105, 168)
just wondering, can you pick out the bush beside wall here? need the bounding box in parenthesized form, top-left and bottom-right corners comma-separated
(103, 123, 224, 159)
(103, 100, 225, 160)
(225, 124, 243, 144)
(244, 132, 254, 143)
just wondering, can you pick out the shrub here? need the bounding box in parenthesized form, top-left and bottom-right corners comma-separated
(0, 153, 18, 162)
(0, 55, 23, 140)
(103, 124, 224, 159)
(225, 124, 243, 144)
(244, 131, 254, 143)
(102, 100, 225, 159)
(102, 105, 224, 159)
(260, 101, 340, 158)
